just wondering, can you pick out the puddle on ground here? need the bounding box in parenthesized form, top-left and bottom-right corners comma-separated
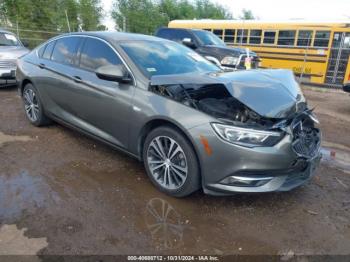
(0, 224, 47, 255)
(0, 131, 32, 147)
(144, 198, 194, 250)
(0, 170, 61, 220)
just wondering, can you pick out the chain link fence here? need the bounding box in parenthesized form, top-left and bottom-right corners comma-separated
(1, 25, 67, 49)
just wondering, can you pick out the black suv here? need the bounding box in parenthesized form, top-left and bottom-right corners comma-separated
(155, 27, 260, 70)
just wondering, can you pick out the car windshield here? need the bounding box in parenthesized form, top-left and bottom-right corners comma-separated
(120, 40, 219, 78)
(193, 30, 225, 47)
(0, 32, 21, 46)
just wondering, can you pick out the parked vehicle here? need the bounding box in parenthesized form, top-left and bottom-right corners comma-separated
(155, 27, 260, 70)
(343, 81, 350, 93)
(17, 32, 321, 197)
(0, 29, 29, 87)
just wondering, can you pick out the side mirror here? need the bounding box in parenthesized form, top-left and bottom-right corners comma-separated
(95, 64, 132, 83)
(182, 38, 197, 49)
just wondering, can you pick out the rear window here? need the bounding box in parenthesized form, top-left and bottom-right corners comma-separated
(52, 37, 81, 65)
(157, 29, 193, 43)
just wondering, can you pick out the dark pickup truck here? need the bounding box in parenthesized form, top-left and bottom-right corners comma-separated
(155, 27, 260, 70)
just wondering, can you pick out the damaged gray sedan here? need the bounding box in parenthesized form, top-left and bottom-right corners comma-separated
(16, 32, 321, 197)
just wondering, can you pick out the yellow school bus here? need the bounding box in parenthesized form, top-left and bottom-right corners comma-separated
(169, 20, 350, 86)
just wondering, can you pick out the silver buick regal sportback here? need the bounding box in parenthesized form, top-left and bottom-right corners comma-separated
(0, 29, 29, 87)
(16, 32, 321, 197)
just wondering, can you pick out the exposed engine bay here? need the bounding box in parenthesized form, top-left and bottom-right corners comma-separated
(150, 83, 278, 127)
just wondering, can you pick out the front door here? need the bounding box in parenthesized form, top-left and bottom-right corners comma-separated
(325, 32, 350, 85)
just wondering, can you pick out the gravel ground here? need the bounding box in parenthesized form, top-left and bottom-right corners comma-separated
(0, 86, 349, 257)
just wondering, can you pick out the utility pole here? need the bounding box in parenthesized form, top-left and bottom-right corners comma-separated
(16, 16, 19, 37)
(122, 16, 126, 32)
(65, 10, 71, 32)
(299, 34, 311, 84)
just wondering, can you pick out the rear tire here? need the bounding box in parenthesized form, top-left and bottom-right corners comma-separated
(22, 84, 51, 126)
(143, 126, 200, 197)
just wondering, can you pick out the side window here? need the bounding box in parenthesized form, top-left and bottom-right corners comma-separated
(249, 30, 262, 44)
(156, 29, 172, 39)
(224, 29, 235, 43)
(263, 31, 276, 44)
(297, 30, 313, 46)
(42, 41, 56, 60)
(172, 30, 194, 43)
(213, 29, 223, 39)
(314, 31, 330, 47)
(203, 29, 212, 32)
(38, 45, 46, 58)
(237, 29, 248, 44)
(278, 30, 296, 46)
(79, 38, 122, 72)
(52, 37, 81, 65)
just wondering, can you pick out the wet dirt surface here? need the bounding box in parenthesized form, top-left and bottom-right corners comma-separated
(0, 86, 350, 255)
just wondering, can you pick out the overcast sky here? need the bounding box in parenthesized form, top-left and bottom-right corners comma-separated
(101, 0, 350, 30)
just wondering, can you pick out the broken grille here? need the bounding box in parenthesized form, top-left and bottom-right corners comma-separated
(292, 121, 320, 159)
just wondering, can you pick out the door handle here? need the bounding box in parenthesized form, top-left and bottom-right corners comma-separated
(72, 76, 83, 83)
(38, 63, 46, 69)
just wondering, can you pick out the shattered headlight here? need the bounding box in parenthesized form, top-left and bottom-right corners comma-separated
(211, 123, 284, 147)
(221, 56, 238, 66)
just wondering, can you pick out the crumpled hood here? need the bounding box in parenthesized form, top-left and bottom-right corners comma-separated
(0, 46, 29, 59)
(151, 69, 305, 119)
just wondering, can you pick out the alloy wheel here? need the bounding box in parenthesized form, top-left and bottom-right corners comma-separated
(146, 136, 188, 190)
(23, 88, 40, 122)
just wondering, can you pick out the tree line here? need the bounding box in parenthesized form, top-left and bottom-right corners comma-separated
(0, 0, 254, 47)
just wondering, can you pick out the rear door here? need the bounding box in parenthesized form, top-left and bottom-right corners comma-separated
(41, 36, 84, 117)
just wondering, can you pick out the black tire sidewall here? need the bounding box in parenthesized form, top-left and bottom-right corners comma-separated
(22, 84, 47, 126)
(143, 126, 200, 197)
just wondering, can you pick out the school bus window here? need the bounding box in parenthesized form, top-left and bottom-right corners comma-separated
(237, 29, 248, 44)
(263, 31, 276, 44)
(278, 30, 296, 46)
(314, 31, 330, 47)
(297, 30, 313, 46)
(250, 30, 262, 44)
(203, 29, 212, 32)
(213, 29, 223, 39)
(224, 29, 235, 43)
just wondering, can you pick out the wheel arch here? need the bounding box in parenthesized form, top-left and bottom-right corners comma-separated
(137, 118, 202, 173)
(20, 78, 33, 96)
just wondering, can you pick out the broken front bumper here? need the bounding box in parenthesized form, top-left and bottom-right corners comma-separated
(204, 154, 321, 195)
(188, 122, 321, 196)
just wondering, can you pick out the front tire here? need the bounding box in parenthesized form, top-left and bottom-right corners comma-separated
(143, 126, 200, 197)
(22, 84, 51, 126)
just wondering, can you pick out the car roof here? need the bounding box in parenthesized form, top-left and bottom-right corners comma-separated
(58, 31, 163, 43)
(0, 29, 16, 35)
(159, 27, 206, 33)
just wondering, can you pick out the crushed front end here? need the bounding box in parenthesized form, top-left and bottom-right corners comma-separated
(150, 69, 322, 195)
